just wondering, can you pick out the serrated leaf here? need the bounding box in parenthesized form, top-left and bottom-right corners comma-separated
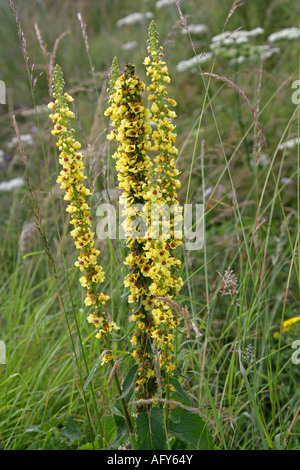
(61, 416, 83, 445)
(169, 408, 213, 450)
(136, 408, 166, 450)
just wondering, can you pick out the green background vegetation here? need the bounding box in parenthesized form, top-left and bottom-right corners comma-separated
(0, 0, 299, 450)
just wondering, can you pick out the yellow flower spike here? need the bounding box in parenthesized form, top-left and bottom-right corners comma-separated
(49, 64, 118, 355)
(139, 19, 183, 375)
(105, 27, 183, 404)
(105, 60, 162, 399)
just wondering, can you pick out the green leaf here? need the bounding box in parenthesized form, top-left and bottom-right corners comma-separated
(171, 437, 188, 450)
(110, 414, 128, 448)
(116, 364, 138, 401)
(169, 376, 193, 406)
(131, 296, 143, 315)
(100, 415, 116, 445)
(79, 441, 100, 450)
(136, 408, 167, 450)
(110, 402, 123, 417)
(83, 352, 109, 391)
(169, 408, 213, 450)
(26, 440, 44, 450)
(61, 416, 83, 445)
(275, 433, 283, 450)
(22, 250, 45, 260)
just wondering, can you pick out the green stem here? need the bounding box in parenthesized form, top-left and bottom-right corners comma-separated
(104, 336, 134, 436)
(164, 371, 171, 450)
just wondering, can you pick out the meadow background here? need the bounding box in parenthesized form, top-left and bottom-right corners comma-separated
(0, 0, 299, 450)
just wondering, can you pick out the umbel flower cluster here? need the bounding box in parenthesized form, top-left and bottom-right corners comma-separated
(105, 21, 183, 402)
(49, 64, 119, 365)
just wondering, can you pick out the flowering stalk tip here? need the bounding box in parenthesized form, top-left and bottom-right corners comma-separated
(49, 64, 119, 365)
(105, 23, 183, 406)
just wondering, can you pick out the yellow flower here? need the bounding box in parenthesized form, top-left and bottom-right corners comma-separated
(100, 352, 113, 366)
(273, 317, 300, 338)
(49, 64, 118, 355)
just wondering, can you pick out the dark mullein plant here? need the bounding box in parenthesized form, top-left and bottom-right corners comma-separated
(48, 25, 212, 451)
(105, 21, 183, 411)
(49, 64, 119, 366)
(141, 20, 183, 377)
(104, 60, 158, 406)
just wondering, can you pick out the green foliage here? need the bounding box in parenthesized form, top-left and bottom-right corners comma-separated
(23, 417, 86, 450)
(1, 0, 300, 451)
(136, 408, 167, 450)
(169, 408, 214, 450)
(169, 375, 193, 406)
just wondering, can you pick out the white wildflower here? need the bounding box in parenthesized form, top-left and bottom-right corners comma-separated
(20, 104, 48, 117)
(250, 153, 269, 168)
(210, 35, 249, 48)
(268, 27, 300, 43)
(116, 12, 153, 27)
(247, 27, 265, 37)
(279, 137, 300, 150)
(229, 45, 279, 65)
(204, 187, 213, 198)
(211, 27, 264, 47)
(7, 134, 33, 149)
(121, 41, 138, 51)
(228, 56, 247, 65)
(176, 52, 213, 72)
(156, 0, 177, 8)
(19, 221, 36, 253)
(182, 24, 208, 35)
(258, 45, 280, 60)
(0, 177, 25, 192)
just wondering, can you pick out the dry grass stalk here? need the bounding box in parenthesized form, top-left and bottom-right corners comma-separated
(158, 297, 203, 338)
(11, 115, 27, 165)
(77, 12, 90, 54)
(174, 0, 188, 30)
(202, 72, 267, 153)
(225, 0, 245, 27)
(9, 0, 29, 65)
(107, 360, 121, 389)
(217, 266, 239, 298)
(254, 63, 264, 161)
(130, 397, 204, 413)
